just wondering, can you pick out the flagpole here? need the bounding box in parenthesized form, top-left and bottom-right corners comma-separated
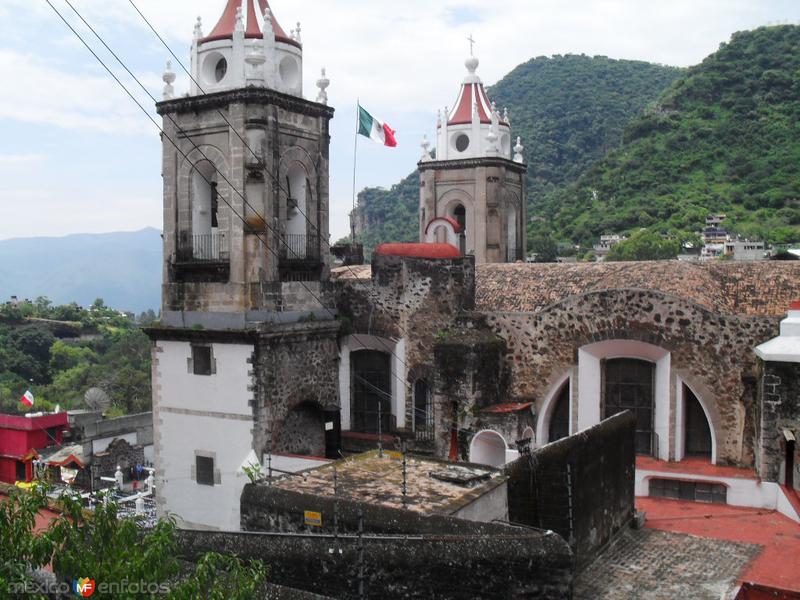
(351, 99, 360, 243)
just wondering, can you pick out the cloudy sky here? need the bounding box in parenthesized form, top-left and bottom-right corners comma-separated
(0, 0, 797, 242)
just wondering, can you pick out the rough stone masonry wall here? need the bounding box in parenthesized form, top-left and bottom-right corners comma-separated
(334, 255, 476, 434)
(488, 289, 780, 467)
(506, 412, 637, 571)
(177, 527, 572, 600)
(758, 360, 800, 486)
(251, 320, 341, 460)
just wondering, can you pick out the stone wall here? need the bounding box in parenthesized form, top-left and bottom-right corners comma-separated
(173, 480, 575, 599)
(252, 320, 341, 460)
(506, 412, 637, 571)
(178, 527, 572, 599)
(334, 255, 476, 445)
(488, 289, 780, 466)
(92, 438, 145, 483)
(758, 360, 800, 487)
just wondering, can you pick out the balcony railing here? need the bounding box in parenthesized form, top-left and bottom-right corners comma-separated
(279, 234, 320, 262)
(177, 233, 228, 262)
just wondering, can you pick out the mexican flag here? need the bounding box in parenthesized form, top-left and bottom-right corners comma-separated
(20, 390, 34, 408)
(358, 105, 397, 147)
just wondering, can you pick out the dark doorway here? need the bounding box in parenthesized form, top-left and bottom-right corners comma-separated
(413, 379, 433, 441)
(787, 439, 796, 489)
(548, 383, 570, 443)
(15, 460, 27, 482)
(604, 358, 655, 455)
(351, 351, 392, 434)
(684, 386, 712, 459)
(453, 205, 467, 254)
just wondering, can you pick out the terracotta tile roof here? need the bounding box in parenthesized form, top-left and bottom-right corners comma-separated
(479, 402, 534, 414)
(475, 261, 800, 317)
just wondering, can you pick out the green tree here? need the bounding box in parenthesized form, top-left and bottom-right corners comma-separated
(530, 230, 559, 262)
(606, 230, 680, 261)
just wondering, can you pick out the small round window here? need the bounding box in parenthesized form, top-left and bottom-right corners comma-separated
(455, 133, 470, 152)
(214, 58, 228, 83)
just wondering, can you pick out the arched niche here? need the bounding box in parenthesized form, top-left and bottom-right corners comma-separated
(675, 378, 719, 464)
(536, 373, 572, 445)
(469, 429, 508, 467)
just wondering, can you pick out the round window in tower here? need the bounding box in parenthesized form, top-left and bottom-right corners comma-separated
(453, 133, 470, 153)
(214, 57, 228, 83)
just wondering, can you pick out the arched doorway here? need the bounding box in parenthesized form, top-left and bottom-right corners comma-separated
(275, 402, 326, 457)
(351, 350, 391, 434)
(684, 385, 712, 459)
(603, 358, 655, 455)
(285, 163, 309, 258)
(469, 430, 507, 467)
(548, 384, 570, 444)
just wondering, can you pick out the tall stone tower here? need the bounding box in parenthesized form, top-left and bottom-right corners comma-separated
(148, 0, 341, 531)
(419, 54, 527, 263)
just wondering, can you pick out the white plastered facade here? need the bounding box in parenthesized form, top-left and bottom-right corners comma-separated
(153, 340, 255, 531)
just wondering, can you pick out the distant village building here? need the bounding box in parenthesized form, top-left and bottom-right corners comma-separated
(593, 234, 626, 260)
(724, 240, 767, 261)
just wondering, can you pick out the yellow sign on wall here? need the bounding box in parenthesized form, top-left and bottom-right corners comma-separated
(304, 510, 322, 527)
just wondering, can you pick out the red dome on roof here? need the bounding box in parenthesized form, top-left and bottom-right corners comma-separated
(374, 243, 462, 259)
(202, 0, 300, 48)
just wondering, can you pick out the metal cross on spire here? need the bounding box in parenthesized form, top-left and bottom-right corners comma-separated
(467, 34, 476, 56)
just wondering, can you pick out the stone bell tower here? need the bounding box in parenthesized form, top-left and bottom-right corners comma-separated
(158, 0, 335, 314)
(418, 52, 527, 264)
(149, 0, 341, 532)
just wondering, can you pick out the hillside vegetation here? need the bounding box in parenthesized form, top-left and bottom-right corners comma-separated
(350, 54, 684, 253)
(554, 25, 800, 245)
(0, 298, 153, 415)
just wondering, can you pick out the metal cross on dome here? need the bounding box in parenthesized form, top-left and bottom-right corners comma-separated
(467, 34, 476, 56)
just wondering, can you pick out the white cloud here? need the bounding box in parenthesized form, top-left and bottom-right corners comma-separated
(0, 154, 46, 167)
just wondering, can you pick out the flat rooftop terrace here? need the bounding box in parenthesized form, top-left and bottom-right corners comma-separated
(273, 450, 506, 516)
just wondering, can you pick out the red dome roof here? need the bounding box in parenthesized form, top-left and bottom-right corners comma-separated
(202, 0, 300, 48)
(448, 82, 493, 126)
(374, 243, 462, 259)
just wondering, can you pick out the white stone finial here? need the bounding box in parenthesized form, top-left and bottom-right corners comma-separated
(421, 135, 432, 161)
(436, 109, 442, 128)
(316, 68, 330, 104)
(114, 465, 124, 490)
(193, 16, 203, 40)
(235, 6, 244, 32)
(513, 137, 525, 163)
(503, 107, 509, 123)
(465, 55, 479, 75)
(162, 60, 176, 100)
(295, 22, 302, 43)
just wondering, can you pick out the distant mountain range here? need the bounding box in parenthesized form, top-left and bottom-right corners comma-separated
(0, 228, 162, 313)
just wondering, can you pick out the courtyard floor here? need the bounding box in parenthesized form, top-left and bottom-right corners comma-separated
(575, 497, 800, 599)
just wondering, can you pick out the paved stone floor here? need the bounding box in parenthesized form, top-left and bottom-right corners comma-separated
(574, 527, 761, 600)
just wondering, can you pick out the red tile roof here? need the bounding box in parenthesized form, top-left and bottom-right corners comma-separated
(480, 402, 534, 414)
(476, 261, 800, 317)
(374, 243, 462, 259)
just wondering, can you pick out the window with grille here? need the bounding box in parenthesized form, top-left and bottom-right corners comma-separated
(649, 478, 726, 504)
(196, 455, 215, 486)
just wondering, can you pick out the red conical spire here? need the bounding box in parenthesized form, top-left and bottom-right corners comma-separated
(202, 0, 299, 48)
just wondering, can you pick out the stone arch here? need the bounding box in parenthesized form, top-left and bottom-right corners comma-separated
(278, 146, 318, 238)
(274, 400, 326, 457)
(439, 189, 475, 255)
(469, 429, 508, 467)
(536, 372, 572, 445)
(177, 145, 230, 238)
(675, 375, 721, 464)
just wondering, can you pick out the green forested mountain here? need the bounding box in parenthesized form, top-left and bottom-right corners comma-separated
(554, 26, 800, 245)
(351, 54, 684, 253)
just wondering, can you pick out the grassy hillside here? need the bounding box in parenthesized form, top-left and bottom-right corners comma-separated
(351, 54, 684, 253)
(554, 26, 800, 245)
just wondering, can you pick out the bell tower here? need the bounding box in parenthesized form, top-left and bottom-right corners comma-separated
(418, 52, 527, 263)
(158, 0, 335, 315)
(149, 0, 342, 532)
